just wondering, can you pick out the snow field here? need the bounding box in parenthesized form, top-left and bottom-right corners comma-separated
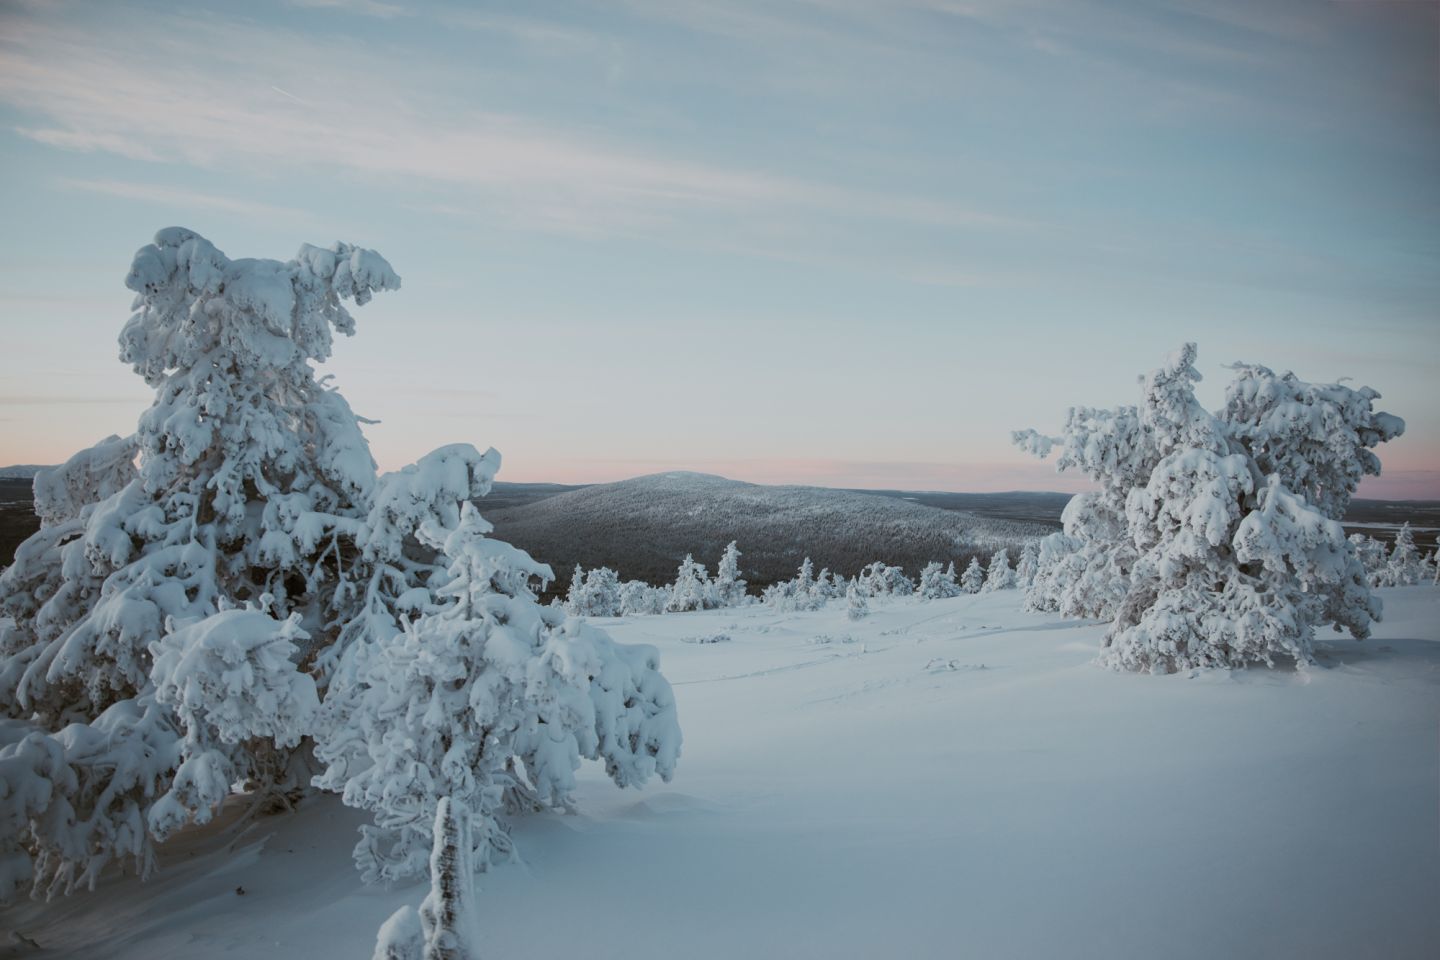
(6, 587, 1437, 959)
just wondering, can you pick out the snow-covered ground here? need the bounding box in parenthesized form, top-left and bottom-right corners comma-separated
(5, 588, 1438, 959)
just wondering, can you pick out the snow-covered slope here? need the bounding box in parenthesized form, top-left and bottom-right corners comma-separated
(5, 587, 1437, 959)
(0, 466, 49, 480)
(485, 472, 1055, 588)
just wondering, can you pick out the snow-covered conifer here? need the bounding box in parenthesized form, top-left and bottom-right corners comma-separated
(1349, 534, 1389, 587)
(764, 558, 829, 611)
(314, 502, 680, 882)
(714, 541, 747, 606)
(666, 555, 714, 613)
(982, 549, 1015, 592)
(564, 564, 586, 613)
(1015, 541, 1040, 589)
(619, 580, 665, 616)
(0, 227, 400, 895)
(916, 561, 961, 600)
(959, 557, 985, 594)
(858, 562, 914, 598)
(846, 581, 869, 621)
(1385, 523, 1424, 587)
(1017, 342, 1403, 672)
(567, 566, 621, 617)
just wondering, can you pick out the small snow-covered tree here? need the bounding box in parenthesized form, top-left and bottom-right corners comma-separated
(858, 562, 913, 598)
(316, 502, 680, 882)
(666, 555, 714, 613)
(981, 549, 1015, 592)
(815, 568, 845, 600)
(1015, 541, 1040, 589)
(567, 566, 621, 617)
(1348, 534, 1389, 587)
(846, 581, 869, 621)
(1017, 343, 1402, 672)
(959, 557, 985, 594)
(564, 564, 586, 612)
(714, 541, 747, 606)
(619, 580, 665, 616)
(763, 558, 828, 611)
(1385, 523, 1424, 587)
(915, 561, 961, 600)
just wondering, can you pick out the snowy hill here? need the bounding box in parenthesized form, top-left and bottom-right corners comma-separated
(483, 472, 1055, 589)
(5, 586, 1436, 959)
(0, 464, 49, 479)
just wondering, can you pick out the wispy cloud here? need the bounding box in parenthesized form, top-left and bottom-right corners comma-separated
(58, 178, 315, 224)
(285, 0, 409, 19)
(0, 5, 1021, 244)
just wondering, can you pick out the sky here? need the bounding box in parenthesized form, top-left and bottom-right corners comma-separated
(0, 0, 1436, 497)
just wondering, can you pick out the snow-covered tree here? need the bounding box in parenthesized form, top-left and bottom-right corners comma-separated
(566, 566, 622, 617)
(315, 501, 680, 883)
(1015, 541, 1040, 589)
(981, 549, 1015, 592)
(846, 581, 869, 621)
(619, 580, 665, 616)
(915, 561, 961, 600)
(666, 555, 714, 612)
(762, 558, 827, 611)
(0, 228, 686, 905)
(1348, 534, 1389, 588)
(858, 562, 914, 598)
(1016, 343, 1403, 672)
(959, 557, 985, 594)
(564, 564, 586, 612)
(714, 541, 747, 606)
(1385, 523, 1424, 587)
(0, 227, 401, 897)
(814, 568, 846, 600)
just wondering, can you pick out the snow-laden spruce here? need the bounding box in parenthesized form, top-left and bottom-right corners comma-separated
(714, 541, 747, 606)
(0, 228, 682, 902)
(959, 557, 985, 594)
(857, 562, 914, 598)
(1383, 523, 1425, 587)
(1015, 343, 1403, 672)
(565, 565, 622, 617)
(845, 581, 869, 621)
(314, 501, 680, 882)
(666, 554, 715, 612)
(763, 557, 829, 611)
(981, 549, 1016, 592)
(915, 561, 961, 600)
(1015, 540, 1040, 590)
(0, 228, 397, 898)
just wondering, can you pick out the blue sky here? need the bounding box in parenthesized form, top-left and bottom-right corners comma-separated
(1, 0, 1436, 496)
